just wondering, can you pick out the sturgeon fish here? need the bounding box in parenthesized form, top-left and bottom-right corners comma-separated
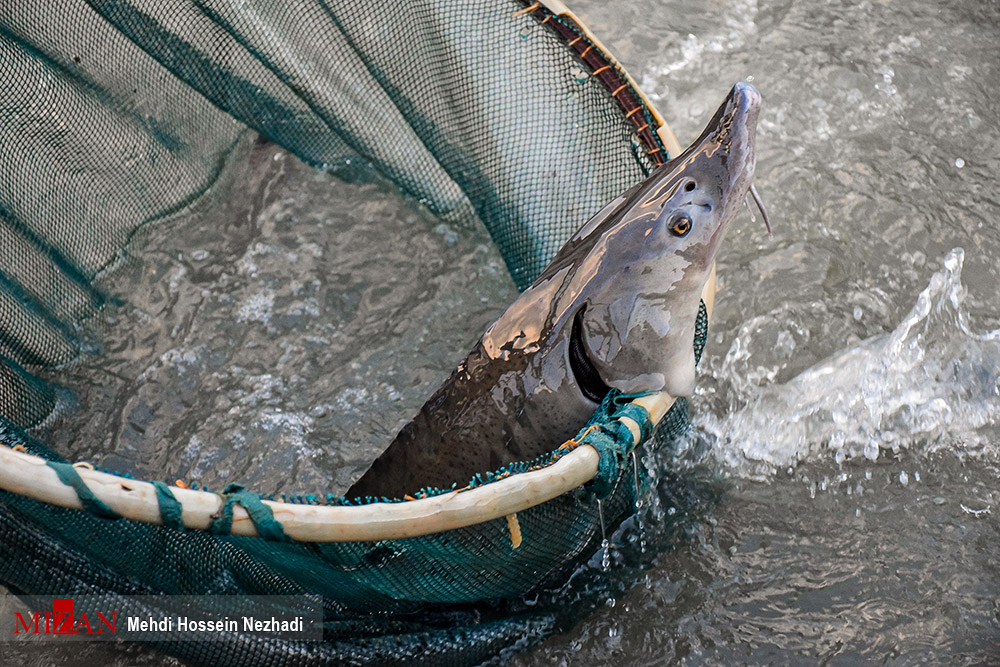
(349, 83, 767, 500)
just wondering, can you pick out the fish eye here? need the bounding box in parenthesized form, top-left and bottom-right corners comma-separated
(670, 214, 692, 236)
(684, 181, 696, 192)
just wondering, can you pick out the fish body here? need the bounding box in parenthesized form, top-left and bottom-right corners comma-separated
(348, 83, 763, 500)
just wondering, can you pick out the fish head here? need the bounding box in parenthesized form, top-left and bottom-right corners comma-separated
(574, 82, 763, 398)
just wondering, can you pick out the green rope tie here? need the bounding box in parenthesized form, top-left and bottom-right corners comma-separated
(210, 483, 288, 541)
(574, 391, 654, 498)
(613, 402, 654, 443)
(582, 422, 632, 498)
(152, 480, 184, 531)
(46, 461, 121, 520)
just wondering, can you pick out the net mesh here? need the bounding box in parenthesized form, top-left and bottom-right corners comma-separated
(0, 1, 697, 664)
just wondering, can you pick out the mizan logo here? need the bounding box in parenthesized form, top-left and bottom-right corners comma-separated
(14, 598, 117, 635)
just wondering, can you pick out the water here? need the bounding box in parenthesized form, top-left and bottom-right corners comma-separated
(18, 0, 1000, 663)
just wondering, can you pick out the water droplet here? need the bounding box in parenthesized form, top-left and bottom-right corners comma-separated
(899, 471, 909, 486)
(605, 597, 616, 607)
(864, 439, 880, 461)
(914, 471, 921, 482)
(954, 157, 965, 168)
(598, 499, 611, 572)
(853, 306, 863, 320)
(746, 75, 755, 82)
(743, 195, 757, 223)
(631, 451, 647, 553)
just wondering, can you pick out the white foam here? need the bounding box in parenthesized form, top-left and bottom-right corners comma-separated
(698, 248, 1000, 477)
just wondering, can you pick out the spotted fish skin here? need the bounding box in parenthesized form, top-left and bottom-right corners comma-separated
(349, 83, 762, 500)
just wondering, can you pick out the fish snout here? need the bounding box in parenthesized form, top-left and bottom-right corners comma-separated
(684, 82, 762, 236)
(712, 81, 760, 184)
(729, 81, 761, 123)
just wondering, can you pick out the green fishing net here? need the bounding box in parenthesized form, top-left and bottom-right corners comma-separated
(0, 1, 700, 664)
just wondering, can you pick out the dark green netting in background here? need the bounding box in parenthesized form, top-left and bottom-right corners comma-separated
(0, 1, 693, 664)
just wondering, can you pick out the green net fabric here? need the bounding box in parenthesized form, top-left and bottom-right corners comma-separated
(0, 1, 696, 664)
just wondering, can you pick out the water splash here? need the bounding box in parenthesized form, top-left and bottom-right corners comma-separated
(699, 249, 1000, 476)
(631, 450, 647, 554)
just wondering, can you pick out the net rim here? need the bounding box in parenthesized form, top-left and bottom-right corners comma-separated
(0, 396, 656, 542)
(533, 0, 683, 157)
